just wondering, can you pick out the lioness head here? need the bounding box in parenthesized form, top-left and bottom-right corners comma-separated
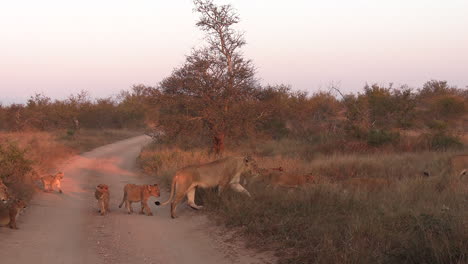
(244, 155, 261, 179)
(0, 181, 10, 204)
(147, 184, 160, 198)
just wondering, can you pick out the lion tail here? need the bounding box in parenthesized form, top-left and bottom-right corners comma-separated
(118, 191, 126, 208)
(157, 175, 177, 206)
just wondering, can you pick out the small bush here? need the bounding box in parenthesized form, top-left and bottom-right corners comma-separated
(367, 129, 400, 146)
(419, 132, 463, 151)
(0, 142, 34, 184)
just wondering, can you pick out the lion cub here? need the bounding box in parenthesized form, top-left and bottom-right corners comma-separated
(41, 172, 64, 193)
(0, 199, 27, 229)
(119, 184, 160, 216)
(95, 184, 110, 215)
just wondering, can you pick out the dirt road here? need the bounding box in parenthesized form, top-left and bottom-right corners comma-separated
(0, 136, 274, 264)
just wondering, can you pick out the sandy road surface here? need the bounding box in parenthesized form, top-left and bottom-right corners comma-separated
(0, 136, 274, 264)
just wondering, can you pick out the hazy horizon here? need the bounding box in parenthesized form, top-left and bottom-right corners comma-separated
(1, 0, 468, 104)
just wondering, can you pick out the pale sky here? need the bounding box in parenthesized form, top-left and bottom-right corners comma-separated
(1, 0, 467, 104)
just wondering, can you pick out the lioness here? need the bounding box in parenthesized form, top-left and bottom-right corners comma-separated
(95, 184, 110, 215)
(0, 179, 10, 204)
(41, 172, 64, 193)
(0, 199, 27, 229)
(158, 156, 258, 219)
(118, 184, 160, 216)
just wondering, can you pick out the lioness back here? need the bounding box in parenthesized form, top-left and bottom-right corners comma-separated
(183, 157, 249, 187)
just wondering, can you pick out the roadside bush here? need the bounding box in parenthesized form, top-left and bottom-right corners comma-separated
(0, 142, 35, 199)
(0, 142, 34, 184)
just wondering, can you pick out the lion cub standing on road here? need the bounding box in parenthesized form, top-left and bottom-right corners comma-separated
(95, 184, 110, 215)
(41, 172, 64, 193)
(0, 199, 27, 229)
(119, 184, 160, 216)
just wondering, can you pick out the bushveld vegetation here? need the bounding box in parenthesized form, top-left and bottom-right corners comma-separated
(136, 1, 467, 263)
(0, 89, 148, 200)
(0, 0, 466, 262)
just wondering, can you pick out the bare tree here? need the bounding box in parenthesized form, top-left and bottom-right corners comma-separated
(159, 0, 258, 155)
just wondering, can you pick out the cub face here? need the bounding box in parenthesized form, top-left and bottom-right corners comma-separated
(146, 184, 160, 197)
(95, 184, 109, 199)
(13, 199, 27, 210)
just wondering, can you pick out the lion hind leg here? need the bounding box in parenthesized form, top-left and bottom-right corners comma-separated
(141, 200, 153, 216)
(125, 201, 133, 214)
(56, 181, 63, 193)
(171, 192, 186, 219)
(187, 187, 202, 210)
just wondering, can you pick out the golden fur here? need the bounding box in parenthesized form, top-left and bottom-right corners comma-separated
(159, 156, 259, 219)
(0, 179, 10, 204)
(0, 199, 27, 229)
(118, 184, 160, 216)
(450, 154, 468, 178)
(95, 184, 110, 215)
(41, 172, 64, 193)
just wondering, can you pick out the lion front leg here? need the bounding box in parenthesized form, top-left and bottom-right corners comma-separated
(230, 183, 252, 197)
(56, 181, 63, 194)
(141, 199, 153, 216)
(99, 200, 106, 215)
(105, 198, 110, 213)
(8, 212, 18, 229)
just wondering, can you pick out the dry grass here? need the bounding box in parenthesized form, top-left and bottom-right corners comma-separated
(139, 141, 468, 264)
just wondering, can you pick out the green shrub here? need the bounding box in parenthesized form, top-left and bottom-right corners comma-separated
(0, 142, 33, 184)
(429, 133, 463, 151)
(367, 129, 400, 146)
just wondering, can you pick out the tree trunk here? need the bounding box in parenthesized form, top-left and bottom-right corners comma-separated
(213, 132, 225, 156)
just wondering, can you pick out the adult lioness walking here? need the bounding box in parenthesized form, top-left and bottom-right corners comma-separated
(158, 156, 258, 218)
